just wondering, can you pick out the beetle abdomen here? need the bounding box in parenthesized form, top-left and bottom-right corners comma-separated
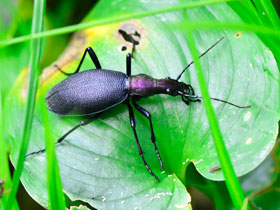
(46, 69, 129, 116)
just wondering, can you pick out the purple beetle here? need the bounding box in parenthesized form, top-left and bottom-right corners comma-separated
(28, 36, 249, 181)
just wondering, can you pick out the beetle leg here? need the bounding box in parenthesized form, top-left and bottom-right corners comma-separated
(55, 47, 102, 76)
(26, 114, 100, 157)
(78, 47, 102, 70)
(126, 100, 159, 181)
(126, 53, 132, 76)
(131, 99, 163, 170)
(53, 64, 69, 75)
(118, 29, 139, 56)
(128, 34, 136, 56)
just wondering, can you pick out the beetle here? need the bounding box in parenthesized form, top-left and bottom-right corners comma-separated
(27, 36, 250, 181)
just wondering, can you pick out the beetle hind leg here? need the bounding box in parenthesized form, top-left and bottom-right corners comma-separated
(54, 47, 102, 76)
(26, 114, 100, 157)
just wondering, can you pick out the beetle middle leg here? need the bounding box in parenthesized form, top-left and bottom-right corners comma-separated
(26, 114, 100, 157)
(125, 99, 159, 181)
(118, 29, 139, 56)
(126, 53, 132, 76)
(132, 97, 163, 170)
(55, 47, 102, 76)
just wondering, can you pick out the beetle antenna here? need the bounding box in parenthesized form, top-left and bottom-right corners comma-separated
(177, 91, 251, 108)
(176, 37, 225, 81)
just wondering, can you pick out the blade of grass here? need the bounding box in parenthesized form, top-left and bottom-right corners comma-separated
(188, 21, 280, 62)
(173, 21, 280, 59)
(252, 0, 280, 29)
(0, 91, 19, 210)
(182, 15, 249, 210)
(1, 12, 280, 49)
(0, 0, 235, 48)
(240, 0, 264, 25)
(41, 103, 66, 210)
(181, 21, 280, 36)
(5, 0, 46, 209)
(241, 197, 249, 210)
(227, 0, 280, 70)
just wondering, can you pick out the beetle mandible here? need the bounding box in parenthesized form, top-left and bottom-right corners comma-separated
(27, 36, 250, 181)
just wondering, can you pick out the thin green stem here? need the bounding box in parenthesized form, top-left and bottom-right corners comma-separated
(241, 197, 249, 210)
(41, 104, 66, 210)
(5, 0, 46, 209)
(0, 0, 234, 48)
(257, 0, 280, 29)
(241, 0, 264, 25)
(184, 20, 248, 210)
(2, 20, 280, 49)
(183, 21, 280, 36)
(0, 91, 19, 210)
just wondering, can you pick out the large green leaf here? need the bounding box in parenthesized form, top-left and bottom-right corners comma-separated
(5, 0, 279, 209)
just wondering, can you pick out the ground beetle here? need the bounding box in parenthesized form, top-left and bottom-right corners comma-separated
(27, 36, 250, 181)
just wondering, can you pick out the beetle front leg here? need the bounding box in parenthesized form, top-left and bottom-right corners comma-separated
(126, 100, 159, 181)
(26, 114, 100, 157)
(132, 99, 163, 170)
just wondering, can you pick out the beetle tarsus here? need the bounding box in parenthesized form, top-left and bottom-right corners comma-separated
(54, 64, 72, 76)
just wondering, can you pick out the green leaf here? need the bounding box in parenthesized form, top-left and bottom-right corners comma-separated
(69, 205, 91, 210)
(5, 0, 279, 209)
(228, 1, 280, 68)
